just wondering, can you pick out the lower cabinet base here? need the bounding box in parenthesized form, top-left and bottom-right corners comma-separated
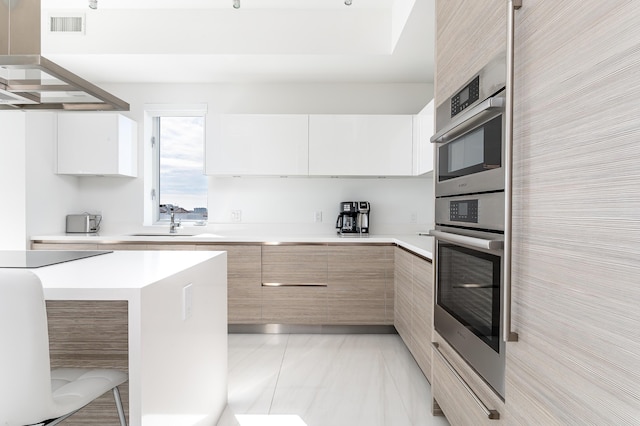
(228, 324, 397, 334)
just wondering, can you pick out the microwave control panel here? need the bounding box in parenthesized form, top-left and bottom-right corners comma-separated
(451, 76, 480, 118)
(450, 199, 478, 223)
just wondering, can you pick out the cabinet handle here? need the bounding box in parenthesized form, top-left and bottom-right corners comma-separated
(431, 342, 500, 420)
(503, 0, 522, 343)
(262, 282, 327, 287)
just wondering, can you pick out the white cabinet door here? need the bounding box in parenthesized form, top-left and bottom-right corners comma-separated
(205, 114, 309, 176)
(413, 100, 434, 175)
(57, 113, 137, 177)
(308, 115, 413, 176)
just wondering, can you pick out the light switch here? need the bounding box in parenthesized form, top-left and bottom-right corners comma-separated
(183, 283, 193, 320)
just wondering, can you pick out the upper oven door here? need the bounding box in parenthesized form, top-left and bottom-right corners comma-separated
(432, 90, 506, 197)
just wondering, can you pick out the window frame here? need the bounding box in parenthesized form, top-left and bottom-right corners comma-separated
(144, 104, 208, 225)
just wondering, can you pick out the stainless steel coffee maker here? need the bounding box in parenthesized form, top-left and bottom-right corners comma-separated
(336, 201, 370, 236)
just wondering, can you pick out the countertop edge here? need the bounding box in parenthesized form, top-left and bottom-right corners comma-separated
(31, 234, 434, 260)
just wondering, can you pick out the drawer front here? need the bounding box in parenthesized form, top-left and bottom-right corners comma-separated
(432, 340, 503, 425)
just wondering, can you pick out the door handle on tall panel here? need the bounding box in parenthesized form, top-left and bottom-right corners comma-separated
(503, 0, 522, 343)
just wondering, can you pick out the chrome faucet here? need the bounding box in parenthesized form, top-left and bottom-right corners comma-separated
(168, 204, 180, 233)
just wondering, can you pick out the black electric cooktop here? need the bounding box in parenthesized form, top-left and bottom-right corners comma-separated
(0, 250, 112, 268)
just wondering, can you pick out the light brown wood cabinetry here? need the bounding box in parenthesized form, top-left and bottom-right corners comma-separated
(327, 245, 394, 325)
(197, 245, 262, 324)
(434, 0, 640, 424)
(431, 339, 504, 425)
(434, 0, 506, 105)
(394, 247, 433, 382)
(261, 244, 328, 324)
(31, 241, 401, 327)
(506, 1, 640, 424)
(32, 243, 100, 250)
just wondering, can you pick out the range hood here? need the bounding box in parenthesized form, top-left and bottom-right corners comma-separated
(0, 0, 128, 111)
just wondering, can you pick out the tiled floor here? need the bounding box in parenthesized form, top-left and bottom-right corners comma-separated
(216, 333, 450, 426)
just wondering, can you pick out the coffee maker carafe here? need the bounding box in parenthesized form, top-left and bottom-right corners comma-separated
(336, 201, 370, 236)
(356, 201, 370, 234)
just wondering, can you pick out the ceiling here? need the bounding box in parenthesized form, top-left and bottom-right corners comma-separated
(40, 0, 434, 85)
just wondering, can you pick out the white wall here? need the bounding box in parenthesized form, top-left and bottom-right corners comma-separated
(0, 112, 27, 249)
(0, 112, 82, 246)
(25, 113, 83, 237)
(17, 82, 435, 237)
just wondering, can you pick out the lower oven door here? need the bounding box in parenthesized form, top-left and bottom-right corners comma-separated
(430, 227, 506, 398)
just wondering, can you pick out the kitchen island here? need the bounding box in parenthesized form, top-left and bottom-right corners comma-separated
(31, 250, 228, 426)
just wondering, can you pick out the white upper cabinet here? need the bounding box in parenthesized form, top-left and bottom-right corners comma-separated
(56, 113, 137, 177)
(308, 115, 414, 176)
(413, 100, 434, 175)
(205, 114, 309, 176)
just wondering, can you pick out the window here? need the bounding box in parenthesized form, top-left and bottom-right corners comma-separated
(150, 110, 208, 223)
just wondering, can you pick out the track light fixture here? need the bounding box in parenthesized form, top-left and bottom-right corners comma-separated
(233, 0, 240, 9)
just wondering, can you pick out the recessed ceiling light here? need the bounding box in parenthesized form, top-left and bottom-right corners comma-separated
(88, 0, 97, 9)
(344, 0, 353, 5)
(233, 0, 240, 9)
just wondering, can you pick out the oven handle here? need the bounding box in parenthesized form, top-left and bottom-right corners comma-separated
(428, 230, 503, 251)
(430, 96, 505, 144)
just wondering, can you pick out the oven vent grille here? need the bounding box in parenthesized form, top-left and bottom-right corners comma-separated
(49, 16, 85, 33)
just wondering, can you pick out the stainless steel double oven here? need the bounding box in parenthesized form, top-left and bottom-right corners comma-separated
(430, 53, 508, 398)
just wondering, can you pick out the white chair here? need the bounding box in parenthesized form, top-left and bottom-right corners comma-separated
(0, 269, 128, 426)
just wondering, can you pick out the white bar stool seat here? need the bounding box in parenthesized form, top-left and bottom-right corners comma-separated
(0, 269, 128, 426)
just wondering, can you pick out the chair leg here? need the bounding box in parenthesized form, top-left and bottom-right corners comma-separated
(113, 386, 128, 426)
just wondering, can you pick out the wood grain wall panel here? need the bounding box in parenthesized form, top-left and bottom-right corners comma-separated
(508, 1, 640, 423)
(46, 300, 129, 426)
(262, 245, 328, 285)
(197, 244, 262, 324)
(435, 0, 506, 105)
(327, 245, 393, 324)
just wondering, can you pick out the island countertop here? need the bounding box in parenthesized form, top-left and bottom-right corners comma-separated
(31, 249, 222, 300)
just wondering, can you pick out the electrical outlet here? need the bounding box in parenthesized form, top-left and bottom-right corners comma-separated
(314, 211, 323, 223)
(183, 283, 193, 321)
(410, 212, 418, 224)
(231, 210, 242, 222)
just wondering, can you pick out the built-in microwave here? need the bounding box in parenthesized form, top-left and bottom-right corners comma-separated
(431, 53, 506, 197)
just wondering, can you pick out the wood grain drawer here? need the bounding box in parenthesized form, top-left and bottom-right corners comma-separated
(432, 338, 504, 425)
(262, 285, 328, 324)
(262, 245, 328, 285)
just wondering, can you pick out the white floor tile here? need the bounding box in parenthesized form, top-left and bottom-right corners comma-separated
(217, 334, 449, 426)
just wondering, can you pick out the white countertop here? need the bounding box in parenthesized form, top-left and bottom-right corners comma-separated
(30, 250, 222, 300)
(31, 232, 434, 260)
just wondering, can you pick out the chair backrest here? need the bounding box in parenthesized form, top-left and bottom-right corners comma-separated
(0, 269, 57, 425)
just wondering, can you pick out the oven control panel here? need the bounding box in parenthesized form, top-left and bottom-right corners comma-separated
(451, 76, 480, 117)
(449, 199, 479, 223)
